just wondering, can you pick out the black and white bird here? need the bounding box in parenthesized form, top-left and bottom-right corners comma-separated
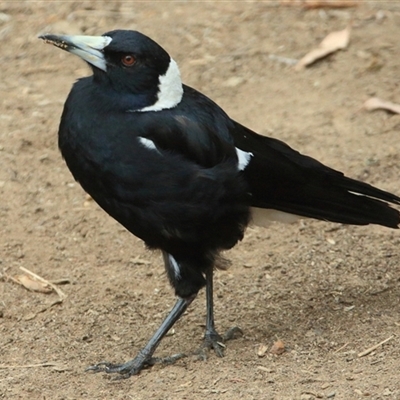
(40, 30, 400, 378)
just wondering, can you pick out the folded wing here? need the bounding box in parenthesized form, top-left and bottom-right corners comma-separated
(233, 122, 400, 228)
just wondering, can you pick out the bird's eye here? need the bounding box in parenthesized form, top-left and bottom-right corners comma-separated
(121, 54, 136, 67)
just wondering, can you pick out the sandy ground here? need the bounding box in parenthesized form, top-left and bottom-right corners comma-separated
(1, 1, 400, 399)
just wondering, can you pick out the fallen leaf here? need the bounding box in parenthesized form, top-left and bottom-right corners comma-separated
(19, 266, 67, 301)
(14, 274, 53, 293)
(295, 24, 351, 70)
(270, 339, 286, 355)
(362, 97, 400, 114)
(303, 0, 359, 8)
(257, 344, 269, 357)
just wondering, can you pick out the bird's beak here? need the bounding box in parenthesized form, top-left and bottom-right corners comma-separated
(39, 34, 112, 72)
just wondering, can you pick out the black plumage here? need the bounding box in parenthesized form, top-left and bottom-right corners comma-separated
(40, 30, 400, 378)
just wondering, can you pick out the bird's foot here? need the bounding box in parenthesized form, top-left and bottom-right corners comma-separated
(86, 352, 186, 379)
(196, 326, 243, 360)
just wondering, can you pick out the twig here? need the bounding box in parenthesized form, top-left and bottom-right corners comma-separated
(333, 342, 349, 353)
(0, 362, 60, 369)
(358, 335, 395, 358)
(19, 266, 67, 302)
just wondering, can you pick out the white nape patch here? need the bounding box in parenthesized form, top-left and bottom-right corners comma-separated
(138, 137, 158, 152)
(251, 207, 301, 228)
(236, 148, 253, 171)
(139, 58, 183, 112)
(168, 254, 181, 280)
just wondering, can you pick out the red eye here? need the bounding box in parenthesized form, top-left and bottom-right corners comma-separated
(121, 54, 136, 67)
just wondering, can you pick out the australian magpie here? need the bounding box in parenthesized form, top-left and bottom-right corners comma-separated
(40, 30, 400, 378)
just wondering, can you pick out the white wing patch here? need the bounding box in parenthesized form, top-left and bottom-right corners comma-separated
(139, 58, 183, 112)
(138, 137, 158, 152)
(236, 148, 253, 171)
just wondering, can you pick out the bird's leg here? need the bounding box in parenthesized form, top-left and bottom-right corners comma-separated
(87, 295, 194, 378)
(198, 267, 243, 359)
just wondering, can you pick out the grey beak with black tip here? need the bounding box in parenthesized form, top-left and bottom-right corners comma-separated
(39, 34, 112, 72)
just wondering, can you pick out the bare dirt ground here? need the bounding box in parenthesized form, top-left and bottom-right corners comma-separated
(1, 1, 400, 399)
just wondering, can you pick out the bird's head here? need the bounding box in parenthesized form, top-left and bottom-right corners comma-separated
(39, 30, 183, 112)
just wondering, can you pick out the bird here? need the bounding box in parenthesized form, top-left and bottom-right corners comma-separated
(40, 29, 400, 378)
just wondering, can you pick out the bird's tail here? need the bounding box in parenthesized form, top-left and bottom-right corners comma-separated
(233, 123, 400, 229)
(253, 174, 400, 228)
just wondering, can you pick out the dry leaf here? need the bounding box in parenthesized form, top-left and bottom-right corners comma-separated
(295, 24, 351, 70)
(303, 0, 359, 8)
(19, 266, 67, 301)
(363, 97, 400, 115)
(270, 339, 286, 355)
(14, 274, 53, 293)
(257, 344, 269, 357)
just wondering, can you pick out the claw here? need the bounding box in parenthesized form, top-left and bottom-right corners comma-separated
(196, 326, 243, 360)
(85, 362, 109, 373)
(86, 357, 147, 377)
(86, 353, 187, 378)
(85, 297, 193, 378)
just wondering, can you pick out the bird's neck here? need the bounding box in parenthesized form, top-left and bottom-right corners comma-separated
(136, 58, 183, 112)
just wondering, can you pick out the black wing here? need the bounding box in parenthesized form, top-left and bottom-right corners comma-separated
(59, 81, 250, 256)
(232, 122, 400, 228)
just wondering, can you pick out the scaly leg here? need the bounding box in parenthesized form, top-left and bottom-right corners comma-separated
(87, 295, 194, 378)
(198, 267, 243, 359)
